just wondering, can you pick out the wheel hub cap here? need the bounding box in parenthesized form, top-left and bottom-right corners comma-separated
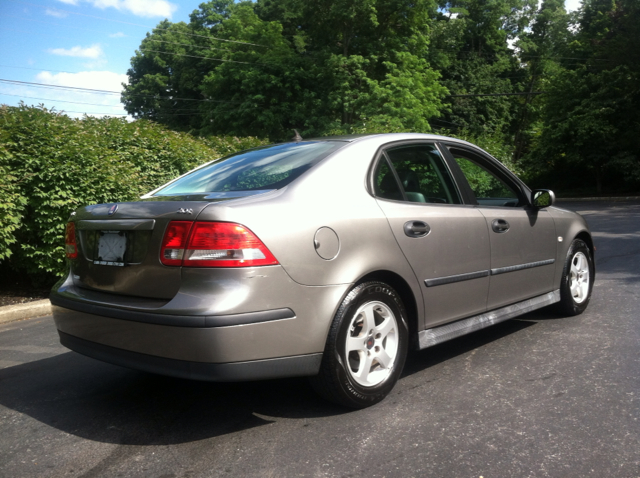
(346, 301, 399, 387)
(365, 336, 375, 349)
(569, 251, 590, 304)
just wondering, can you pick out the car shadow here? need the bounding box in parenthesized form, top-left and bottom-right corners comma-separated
(0, 309, 554, 446)
(0, 349, 348, 446)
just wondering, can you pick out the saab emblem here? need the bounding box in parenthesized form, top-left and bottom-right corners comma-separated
(108, 204, 118, 216)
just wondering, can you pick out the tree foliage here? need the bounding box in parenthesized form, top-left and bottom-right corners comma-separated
(123, 0, 448, 140)
(525, 0, 640, 193)
(121, 0, 640, 194)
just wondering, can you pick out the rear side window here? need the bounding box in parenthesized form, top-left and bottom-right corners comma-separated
(374, 143, 461, 204)
(154, 141, 346, 196)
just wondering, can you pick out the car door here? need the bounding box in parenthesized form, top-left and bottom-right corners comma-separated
(442, 144, 557, 310)
(372, 142, 491, 329)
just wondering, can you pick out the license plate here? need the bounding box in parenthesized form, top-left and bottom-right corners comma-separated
(95, 231, 126, 266)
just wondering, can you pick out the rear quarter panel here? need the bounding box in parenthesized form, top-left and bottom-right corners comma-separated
(194, 138, 425, 325)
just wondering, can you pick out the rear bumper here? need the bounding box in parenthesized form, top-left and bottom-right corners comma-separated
(50, 294, 296, 328)
(51, 300, 327, 366)
(51, 268, 349, 380)
(59, 330, 322, 382)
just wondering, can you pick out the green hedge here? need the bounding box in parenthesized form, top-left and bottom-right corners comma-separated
(0, 104, 266, 284)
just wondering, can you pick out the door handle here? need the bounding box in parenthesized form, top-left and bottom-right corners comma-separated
(404, 220, 431, 238)
(491, 218, 510, 233)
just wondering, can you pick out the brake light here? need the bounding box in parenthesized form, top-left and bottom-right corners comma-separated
(65, 222, 78, 259)
(160, 221, 192, 266)
(160, 221, 278, 267)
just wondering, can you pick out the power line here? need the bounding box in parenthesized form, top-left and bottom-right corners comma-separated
(54, 109, 128, 116)
(8, 0, 269, 48)
(0, 78, 124, 95)
(138, 48, 262, 66)
(0, 92, 124, 108)
(448, 92, 545, 97)
(2, 25, 80, 43)
(0, 64, 87, 75)
(3, 14, 120, 36)
(0, 78, 239, 104)
(140, 38, 234, 54)
(4, 17, 250, 56)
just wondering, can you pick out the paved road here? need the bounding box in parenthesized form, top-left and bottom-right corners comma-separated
(1, 200, 639, 478)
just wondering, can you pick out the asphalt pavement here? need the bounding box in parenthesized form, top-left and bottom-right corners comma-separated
(1, 200, 639, 477)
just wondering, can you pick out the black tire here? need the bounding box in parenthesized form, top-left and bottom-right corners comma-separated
(556, 239, 594, 316)
(310, 281, 409, 409)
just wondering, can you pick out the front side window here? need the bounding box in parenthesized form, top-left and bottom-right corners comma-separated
(374, 144, 461, 204)
(452, 153, 520, 207)
(154, 141, 346, 196)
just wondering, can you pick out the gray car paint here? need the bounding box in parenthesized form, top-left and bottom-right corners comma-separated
(478, 206, 557, 309)
(51, 133, 594, 380)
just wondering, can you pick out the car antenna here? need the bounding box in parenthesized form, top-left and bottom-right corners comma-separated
(292, 129, 303, 142)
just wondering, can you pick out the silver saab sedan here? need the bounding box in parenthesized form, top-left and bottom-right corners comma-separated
(51, 133, 594, 408)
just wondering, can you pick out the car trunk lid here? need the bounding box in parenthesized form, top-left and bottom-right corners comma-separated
(71, 197, 233, 299)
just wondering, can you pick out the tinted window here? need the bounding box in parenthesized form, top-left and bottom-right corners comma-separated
(374, 158, 403, 201)
(375, 144, 461, 204)
(453, 155, 520, 207)
(154, 141, 345, 196)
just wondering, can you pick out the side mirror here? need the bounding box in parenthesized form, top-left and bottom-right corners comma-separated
(531, 189, 555, 208)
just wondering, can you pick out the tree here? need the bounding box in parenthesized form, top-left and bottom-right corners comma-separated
(512, 0, 571, 161)
(429, 0, 536, 136)
(122, 0, 448, 140)
(527, 0, 640, 193)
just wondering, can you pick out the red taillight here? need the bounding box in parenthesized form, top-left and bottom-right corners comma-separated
(65, 222, 78, 259)
(160, 221, 278, 268)
(160, 221, 192, 266)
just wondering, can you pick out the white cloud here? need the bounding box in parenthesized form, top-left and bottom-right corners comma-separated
(109, 32, 126, 38)
(57, 0, 177, 18)
(45, 8, 68, 18)
(37, 70, 128, 92)
(49, 44, 104, 59)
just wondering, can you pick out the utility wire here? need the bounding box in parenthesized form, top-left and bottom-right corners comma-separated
(1, 93, 204, 113)
(0, 92, 125, 107)
(140, 38, 234, 54)
(0, 64, 87, 75)
(138, 49, 262, 66)
(4, 18, 249, 56)
(55, 110, 128, 116)
(0, 78, 124, 95)
(3, 14, 121, 36)
(448, 92, 545, 97)
(8, 0, 269, 48)
(0, 78, 239, 104)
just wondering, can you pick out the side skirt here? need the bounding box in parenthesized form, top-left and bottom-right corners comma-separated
(418, 290, 560, 350)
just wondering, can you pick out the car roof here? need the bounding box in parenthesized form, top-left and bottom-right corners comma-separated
(305, 132, 465, 143)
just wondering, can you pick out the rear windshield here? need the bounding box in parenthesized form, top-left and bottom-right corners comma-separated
(153, 141, 346, 196)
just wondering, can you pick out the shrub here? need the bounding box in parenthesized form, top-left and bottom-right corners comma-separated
(0, 104, 265, 284)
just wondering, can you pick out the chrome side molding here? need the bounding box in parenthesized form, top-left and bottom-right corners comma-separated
(424, 270, 490, 287)
(424, 259, 555, 288)
(418, 290, 560, 350)
(490, 258, 555, 276)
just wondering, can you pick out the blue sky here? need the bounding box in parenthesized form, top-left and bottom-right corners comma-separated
(0, 0, 202, 118)
(0, 0, 582, 119)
